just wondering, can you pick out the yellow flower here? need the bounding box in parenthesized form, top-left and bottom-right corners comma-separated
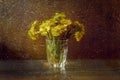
(39, 19, 57, 36)
(39, 23, 49, 36)
(60, 19, 72, 25)
(28, 20, 40, 40)
(72, 21, 85, 41)
(74, 32, 83, 41)
(51, 25, 67, 36)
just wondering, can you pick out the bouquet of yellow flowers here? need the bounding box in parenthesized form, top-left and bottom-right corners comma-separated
(28, 13, 85, 69)
(28, 13, 85, 41)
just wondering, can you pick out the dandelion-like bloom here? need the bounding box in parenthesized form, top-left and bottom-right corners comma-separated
(28, 13, 85, 42)
(28, 20, 40, 40)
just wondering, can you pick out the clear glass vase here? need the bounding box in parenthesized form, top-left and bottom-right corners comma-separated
(46, 39, 68, 70)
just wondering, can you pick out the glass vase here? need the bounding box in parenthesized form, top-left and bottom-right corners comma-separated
(46, 39, 68, 70)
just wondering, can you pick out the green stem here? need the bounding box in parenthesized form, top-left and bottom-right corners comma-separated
(51, 37, 61, 62)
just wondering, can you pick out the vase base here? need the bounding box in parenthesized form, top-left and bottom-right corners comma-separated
(48, 63, 66, 70)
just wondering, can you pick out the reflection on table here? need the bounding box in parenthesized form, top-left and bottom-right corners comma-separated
(0, 60, 120, 80)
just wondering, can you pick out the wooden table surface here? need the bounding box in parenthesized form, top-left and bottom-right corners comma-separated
(0, 60, 120, 80)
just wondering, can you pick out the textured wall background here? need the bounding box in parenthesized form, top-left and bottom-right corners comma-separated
(0, 0, 120, 60)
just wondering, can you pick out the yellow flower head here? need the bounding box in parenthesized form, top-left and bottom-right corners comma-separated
(73, 21, 85, 41)
(39, 20, 51, 36)
(51, 25, 67, 36)
(74, 32, 82, 41)
(28, 20, 40, 40)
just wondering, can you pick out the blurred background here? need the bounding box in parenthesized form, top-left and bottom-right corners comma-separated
(0, 0, 120, 60)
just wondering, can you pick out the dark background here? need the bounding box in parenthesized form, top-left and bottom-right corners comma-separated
(0, 0, 120, 60)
